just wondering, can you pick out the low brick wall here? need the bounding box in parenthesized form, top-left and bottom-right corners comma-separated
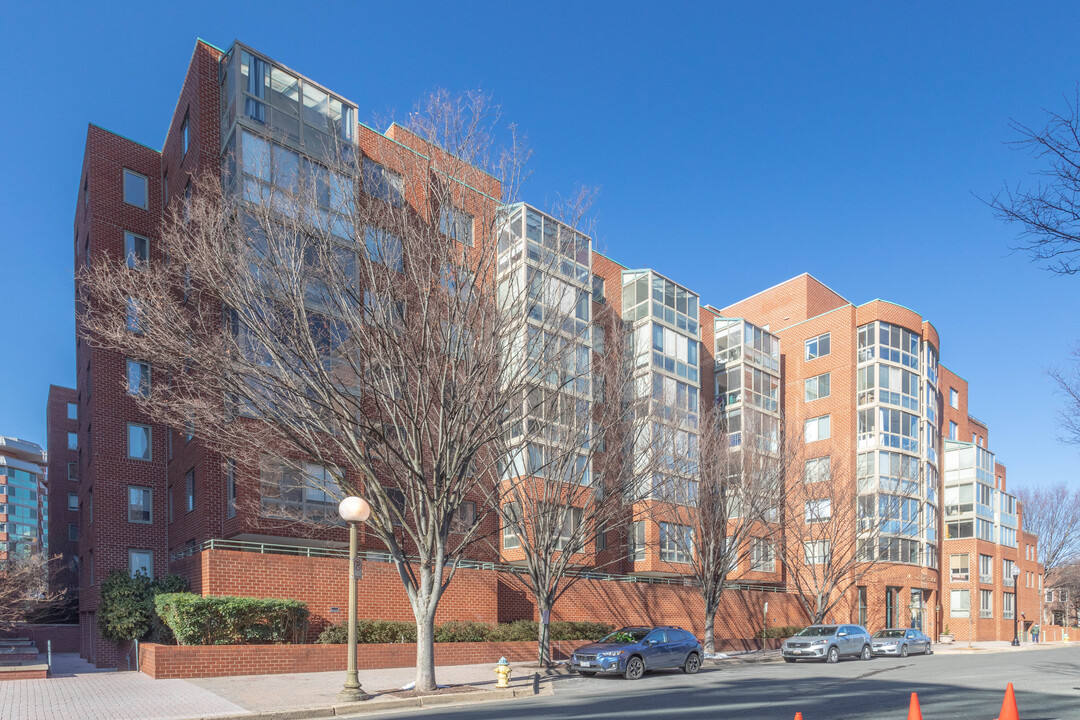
(0, 668, 49, 681)
(138, 640, 591, 679)
(1, 624, 80, 653)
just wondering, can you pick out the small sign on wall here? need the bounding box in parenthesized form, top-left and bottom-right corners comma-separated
(330, 607, 340, 613)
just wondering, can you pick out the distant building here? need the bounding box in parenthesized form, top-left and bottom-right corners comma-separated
(46, 385, 80, 595)
(0, 435, 47, 559)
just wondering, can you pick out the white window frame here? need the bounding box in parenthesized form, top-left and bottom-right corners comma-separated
(949, 388, 959, 408)
(950, 589, 970, 618)
(804, 456, 830, 483)
(804, 540, 831, 565)
(804, 415, 831, 442)
(805, 498, 832, 524)
(805, 372, 831, 402)
(805, 332, 831, 361)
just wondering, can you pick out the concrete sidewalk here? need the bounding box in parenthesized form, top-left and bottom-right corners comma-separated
(0, 654, 559, 720)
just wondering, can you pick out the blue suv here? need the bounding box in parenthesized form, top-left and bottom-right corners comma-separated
(571, 626, 703, 679)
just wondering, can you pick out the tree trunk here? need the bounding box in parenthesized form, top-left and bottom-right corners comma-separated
(703, 608, 716, 655)
(414, 607, 438, 691)
(537, 600, 552, 667)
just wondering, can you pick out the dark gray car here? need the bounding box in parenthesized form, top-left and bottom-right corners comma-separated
(781, 624, 873, 663)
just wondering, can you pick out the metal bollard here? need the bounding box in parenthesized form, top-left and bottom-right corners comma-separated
(533, 672, 540, 695)
(47, 640, 52, 671)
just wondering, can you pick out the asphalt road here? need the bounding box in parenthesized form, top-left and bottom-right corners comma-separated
(346, 645, 1080, 719)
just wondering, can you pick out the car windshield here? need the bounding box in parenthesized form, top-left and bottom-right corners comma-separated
(874, 630, 906, 638)
(601, 629, 650, 644)
(796, 625, 838, 637)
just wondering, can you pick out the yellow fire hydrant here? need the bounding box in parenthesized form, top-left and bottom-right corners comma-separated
(494, 657, 512, 689)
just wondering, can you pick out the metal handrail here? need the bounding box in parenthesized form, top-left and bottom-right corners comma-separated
(171, 537, 792, 593)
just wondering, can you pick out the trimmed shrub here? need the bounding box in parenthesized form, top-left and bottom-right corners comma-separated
(155, 593, 308, 645)
(316, 619, 417, 644)
(763, 625, 804, 639)
(98, 571, 189, 643)
(434, 621, 491, 643)
(550, 621, 613, 641)
(487, 619, 538, 642)
(317, 618, 612, 644)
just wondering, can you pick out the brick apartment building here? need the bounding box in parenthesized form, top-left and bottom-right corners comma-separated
(45, 385, 80, 594)
(61, 38, 1043, 667)
(0, 435, 47, 560)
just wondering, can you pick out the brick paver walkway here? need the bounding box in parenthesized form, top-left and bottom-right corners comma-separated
(0, 655, 247, 720)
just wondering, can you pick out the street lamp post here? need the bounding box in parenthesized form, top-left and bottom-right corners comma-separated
(337, 496, 371, 702)
(1011, 566, 1021, 646)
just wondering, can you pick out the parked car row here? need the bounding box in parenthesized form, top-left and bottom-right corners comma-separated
(570, 623, 934, 680)
(781, 625, 933, 663)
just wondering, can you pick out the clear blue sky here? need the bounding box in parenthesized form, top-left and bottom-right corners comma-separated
(0, 1, 1076, 490)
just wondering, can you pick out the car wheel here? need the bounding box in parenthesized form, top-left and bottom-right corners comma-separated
(926, 643, 933, 655)
(624, 656, 645, 680)
(682, 652, 701, 674)
(900, 644, 909, 658)
(826, 646, 839, 664)
(861, 644, 872, 661)
(784, 657, 796, 663)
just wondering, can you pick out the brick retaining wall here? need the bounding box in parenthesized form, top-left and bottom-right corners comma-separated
(1, 624, 80, 653)
(138, 640, 590, 679)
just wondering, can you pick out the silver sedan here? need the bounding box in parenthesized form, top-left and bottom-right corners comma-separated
(871, 628, 932, 657)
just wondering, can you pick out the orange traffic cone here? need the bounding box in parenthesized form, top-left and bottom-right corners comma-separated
(997, 682, 1019, 720)
(794, 714, 802, 720)
(907, 692, 922, 720)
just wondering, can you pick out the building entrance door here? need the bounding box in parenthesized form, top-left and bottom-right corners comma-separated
(885, 587, 900, 628)
(910, 589, 927, 630)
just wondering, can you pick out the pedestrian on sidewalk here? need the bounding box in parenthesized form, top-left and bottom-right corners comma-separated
(1031, 624, 1040, 644)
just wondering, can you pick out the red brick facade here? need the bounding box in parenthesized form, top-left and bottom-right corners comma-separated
(45, 385, 80, 595)
(60, 39, 1044, 672)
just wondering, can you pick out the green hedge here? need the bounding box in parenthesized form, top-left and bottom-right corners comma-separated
(98, 571, 189, 643)
(763, 625, 804, 639)
(155, 593, 309, 645)
(316, 619, 613, 644)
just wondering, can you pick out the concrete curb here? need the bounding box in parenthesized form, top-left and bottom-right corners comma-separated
(705, 651, 784, 666)
(197, 684, 553, 720)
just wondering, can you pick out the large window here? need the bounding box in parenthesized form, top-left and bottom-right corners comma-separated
(67, 403, 77, 420)
(362, 160, 404, 207)
(804, 372, 831, 402)
(949, 388, 959, 408)
(750, 539, 775, 572)
(67, 432, 77, 451)
(1003, 558, 1016, 586)
(365, 227, 404, 272)
(804, 415, 831, 442)
(804, 541, 831, 565)
(123, 169, 148, 209)
(659, 522, 693, 564)
(127, 424, 151, 460)
(259, 458, 342, 523)
(979, 554, 993, 584)
(805, 498, 832, 524)
(185, 469, 195, 513)
(67, 493, 79, 511)
(949, 553, 969, 581)
(450, 501, 477, 534)
(950, 589, 970, 618)
(68, 462, 77, 481)
(226, 458, 237, 519)
(1003, 592, 1015, 619)
(439, 205, 474, 246)
(129, 550, 153, 579)
(629, 521, 645, 561)
(553, 507, 583, 552)
(128, 486, 152, 523)
(124, 232, 150, 269)
(126, 359, 150, 397)
(804, 456, 830, 483)
(805, 332, 830, 360)
(979, 589, 993, 618)
(502, 502, 521, 549)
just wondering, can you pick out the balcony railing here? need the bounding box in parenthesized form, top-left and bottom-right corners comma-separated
(171, 538, 792, 592)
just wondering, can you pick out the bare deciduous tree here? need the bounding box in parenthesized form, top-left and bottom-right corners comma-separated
(0, 554, 66, 631)
(646, 406, 783, 654)
(989, 87, 1080, 275)
(1049, 345, 1080, 447)
(1015, 482, 1080, 578)
(777, 447, 894, 626)
(77, 91, 598, 691)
